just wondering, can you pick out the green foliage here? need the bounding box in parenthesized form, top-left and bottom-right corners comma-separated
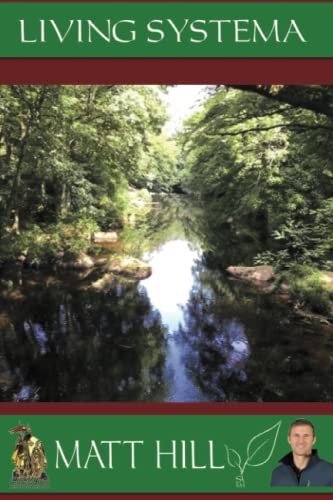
(1, 218, 99, 267)
(181, 88, 291, 216)
(181, 86, 333, 272)
(254, 204, 333, 270)
(0, 225, 56, 267)
(120, 195, 200, 258)
(137, 134, 179, 192)
(0, 85, 177, 263)
(280, 265, 332, 315)
(55, 217, 99, 254)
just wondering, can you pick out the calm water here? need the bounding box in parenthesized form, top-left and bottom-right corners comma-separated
(1, 196, 333, 402)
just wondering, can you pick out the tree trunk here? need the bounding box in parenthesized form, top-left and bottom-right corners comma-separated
(11, 209, 20, 234)
(5, 87, 48, 224)
(59, 183, 71, 218)
(5, 127, 30, 221)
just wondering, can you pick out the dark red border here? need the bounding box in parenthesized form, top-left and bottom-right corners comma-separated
(0, 58, 332, 84)
(1, 402, 333, 414)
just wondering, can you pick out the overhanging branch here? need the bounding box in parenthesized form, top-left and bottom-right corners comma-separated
(213, 122, 333, 138)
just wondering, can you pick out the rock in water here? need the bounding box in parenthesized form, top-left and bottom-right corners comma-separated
(226, 265, 274, 283)
(93, 232, 118, 243)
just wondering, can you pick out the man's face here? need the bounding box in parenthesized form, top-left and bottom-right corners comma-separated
(288, 425, 316, 457)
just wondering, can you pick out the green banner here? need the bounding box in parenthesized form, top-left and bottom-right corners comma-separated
(0, 2, 332, 57)
(1, 414, 333, 492)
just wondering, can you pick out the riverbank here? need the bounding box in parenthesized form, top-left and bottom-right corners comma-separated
(0, 189, 156, 283)
(226, 264, 333, 324)
(1, 195, 333, 403)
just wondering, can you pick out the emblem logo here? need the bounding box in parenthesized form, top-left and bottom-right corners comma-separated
(9, 424, 49, 488)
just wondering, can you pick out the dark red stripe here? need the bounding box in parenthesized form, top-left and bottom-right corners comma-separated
(1, 402, 333, 414)
(0, 58, 333, 84)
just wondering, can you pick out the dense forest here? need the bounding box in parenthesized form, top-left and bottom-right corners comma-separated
(180, 85, 333, 314)
(1, 85, 333, 402)
(182, 85, 333, 264)
(0, 85, 179, 264)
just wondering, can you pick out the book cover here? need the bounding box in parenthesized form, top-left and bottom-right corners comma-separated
(0, 1, 333, 499)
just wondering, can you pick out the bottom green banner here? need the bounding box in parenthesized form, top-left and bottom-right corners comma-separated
(1, 415, 333, 493)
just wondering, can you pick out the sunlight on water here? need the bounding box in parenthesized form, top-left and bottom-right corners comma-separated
(141, 239, 208, 401)
(141, 239, 200, 333)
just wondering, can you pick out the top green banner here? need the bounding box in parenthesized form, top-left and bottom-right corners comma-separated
(0, 1, 332, 57)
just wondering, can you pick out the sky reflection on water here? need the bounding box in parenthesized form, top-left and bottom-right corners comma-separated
(142, 240, 200, 333)
(141, 239, 209, 401)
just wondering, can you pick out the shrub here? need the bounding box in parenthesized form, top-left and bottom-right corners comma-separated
(282, 265, 331, 315)
(0, 217, 99, 268)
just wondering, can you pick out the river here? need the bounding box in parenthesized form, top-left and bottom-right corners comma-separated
(1, 195, 333, 402)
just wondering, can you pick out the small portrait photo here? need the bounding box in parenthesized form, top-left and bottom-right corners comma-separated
(271, 418, 333, 487)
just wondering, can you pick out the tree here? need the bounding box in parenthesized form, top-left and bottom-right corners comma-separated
(0, 84, 176, 262)
(181, 86, 333, 267)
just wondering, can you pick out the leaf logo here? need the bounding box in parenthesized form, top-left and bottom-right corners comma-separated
(225, 420, 281, 487)
(225, 447, 242, 469)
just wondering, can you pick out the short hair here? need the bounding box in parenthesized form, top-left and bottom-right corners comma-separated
(288, 419, 316, 437)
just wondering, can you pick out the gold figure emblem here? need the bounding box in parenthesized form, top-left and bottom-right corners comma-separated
(9, 424, 47, 481)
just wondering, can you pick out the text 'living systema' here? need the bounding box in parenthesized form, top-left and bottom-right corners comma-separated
(19, 19, 307, 44)
(55, 440, 226, 470)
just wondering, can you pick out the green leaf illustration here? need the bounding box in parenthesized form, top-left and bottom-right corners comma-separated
(225, 445, 242, 469)
(246, 421, 281, 468)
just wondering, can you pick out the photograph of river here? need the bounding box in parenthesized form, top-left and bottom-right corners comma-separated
(0, 85, 333, 402)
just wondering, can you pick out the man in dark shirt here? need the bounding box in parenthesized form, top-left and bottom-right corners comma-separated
(271, 418, 333, 487)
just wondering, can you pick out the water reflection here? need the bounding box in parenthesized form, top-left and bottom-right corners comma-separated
(0, 280, 167, 401)
(179, 256, 333, 401)
(1, 196, 333, 402)
(142, 240, 199, 332)
(141, 239, 208, 401)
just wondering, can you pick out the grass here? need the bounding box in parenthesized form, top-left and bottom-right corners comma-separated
(280, 264, 332, 315)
